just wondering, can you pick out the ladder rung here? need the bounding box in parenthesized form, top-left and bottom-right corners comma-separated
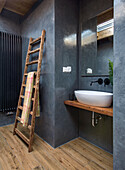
(22, 84, 26, 87)
(26, 60, 38, 65)
(30, 110, 38, 115)
(18, 106, 23, 110)
(28, 48, 40, 55)
(15, 128, 30, 145)
(22, 84, 36, 89)
(24, 72, 37, 76)
(30, 111, 33, 115)
(16, 116, 21, 122)
(28, 125, 31, 130)
(32, 98, 35, 101)
(13, 30, 46, 152)
(20, 95, 24, 99)
(21, 95, 34, 101)
(30, 37, 41, 45)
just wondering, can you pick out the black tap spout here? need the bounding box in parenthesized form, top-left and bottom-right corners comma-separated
(90, 78, 103, 86)
(90, 80, 98, 86)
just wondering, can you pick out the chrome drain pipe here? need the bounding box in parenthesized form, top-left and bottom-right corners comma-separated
(92, 111, 102, 127)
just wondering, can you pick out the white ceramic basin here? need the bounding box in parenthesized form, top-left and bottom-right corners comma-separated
(74, 90, 113, 107)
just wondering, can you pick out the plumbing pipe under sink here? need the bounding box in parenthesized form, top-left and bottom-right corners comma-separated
(92, 111, 102, 127)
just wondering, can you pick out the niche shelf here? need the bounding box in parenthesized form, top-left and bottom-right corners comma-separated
(97, 8, 114, 40)
(97, 27, 113, 40)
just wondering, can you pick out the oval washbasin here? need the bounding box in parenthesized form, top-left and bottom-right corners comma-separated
(74, 90, 113, 107)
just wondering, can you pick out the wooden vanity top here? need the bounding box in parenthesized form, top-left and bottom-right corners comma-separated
(64, 100, 113, 117)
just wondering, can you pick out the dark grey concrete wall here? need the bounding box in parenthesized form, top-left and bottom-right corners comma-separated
(0, 9, 21, 35)
(21, 0, 55, 146)
(114, 0, 125, 168)
(80, 0, 113, 22)
(79, 76, 113, 153)
(0, 0, 79, 148)
(0, 0, 115, 153)
(21, 0, 79, 148)
(55, 0, 79, 147)
(79, 0, 113, 153)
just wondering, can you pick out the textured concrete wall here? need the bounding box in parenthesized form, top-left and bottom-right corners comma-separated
(80, 0, 113, 22)
(55, 0, 79, 147)
(21, 0, 55, 146)
(114, 0, 125, 168)
(21, 0, 79, 148)
(0, 0, 115, 153)
(79, 0, 113, 153)
(79, 76, 113, 153)
(0, 9, 21, 35)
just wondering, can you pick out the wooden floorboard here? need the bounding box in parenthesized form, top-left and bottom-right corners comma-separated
(0, 124, 113, 170)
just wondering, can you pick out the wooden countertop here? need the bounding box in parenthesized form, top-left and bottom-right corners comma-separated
(64, 100, 113, 117)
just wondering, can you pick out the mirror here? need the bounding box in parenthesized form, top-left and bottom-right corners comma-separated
(81, 8, 113, 76)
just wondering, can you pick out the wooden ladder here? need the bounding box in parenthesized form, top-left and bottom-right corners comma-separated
(13, 30, 46, 152)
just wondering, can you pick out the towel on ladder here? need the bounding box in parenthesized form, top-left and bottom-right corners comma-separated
(21, 72, 40, 126)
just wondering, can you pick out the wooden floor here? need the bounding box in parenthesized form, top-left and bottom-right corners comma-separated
(0, 124, 113, 170)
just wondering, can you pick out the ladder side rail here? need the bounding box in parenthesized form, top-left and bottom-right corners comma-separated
(13, 30, 46, 152)
(28, 30, 46, 152)
(13, 38, 33, 134)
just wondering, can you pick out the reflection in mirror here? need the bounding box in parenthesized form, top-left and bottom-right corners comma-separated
(64, 34, 76, 46)
(81, 17, 97, 75)
(97, 19, 114, 40)
(81, 8, 113, 76)
(97, 37, 113, 75)
(81, 30, 96, 46)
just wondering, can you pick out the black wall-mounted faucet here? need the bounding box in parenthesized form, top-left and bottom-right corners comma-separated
(90, 78, 103, 86)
